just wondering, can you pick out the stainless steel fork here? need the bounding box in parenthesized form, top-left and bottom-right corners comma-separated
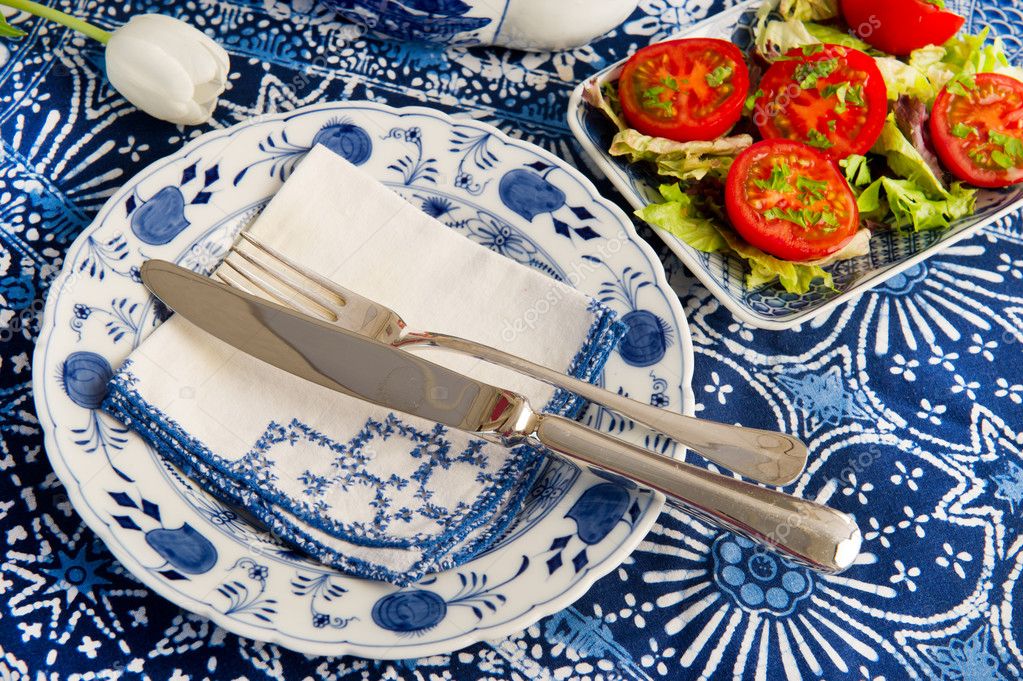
(214, 232, 809, 486)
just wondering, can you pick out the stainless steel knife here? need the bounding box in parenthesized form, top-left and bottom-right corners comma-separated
(140, 259, 862, 573)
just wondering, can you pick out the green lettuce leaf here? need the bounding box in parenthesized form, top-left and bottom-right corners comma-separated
(874, 57, 935, 102)
(610, 129, 753, 181)
(803, 22, 873, 51)
(637, 183, 867, 294)
(753, 19, 873, 61)
(839, 154, 872, 188)
(942, 28, 1023, 79)
(754, 19, 817, 61)
(636, 184, 728, 252)
(906, 29, 1023, 97)
(857, 177, 975, 231)
(777, 0, 839, 21)
(871, 114, 946, 198)
(753, 0, 836, 60)
(855, 176, 890, 222)
(907, 44, 956, 92)
(867, 114, 977, 229)
(717, 228, 835, 292)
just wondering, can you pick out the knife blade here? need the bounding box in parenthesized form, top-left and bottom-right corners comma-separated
(140, 259, 862, 572)
(140, 259, 534, 440)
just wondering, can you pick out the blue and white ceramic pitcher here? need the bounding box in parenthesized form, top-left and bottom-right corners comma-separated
(322, 0, 640, 50)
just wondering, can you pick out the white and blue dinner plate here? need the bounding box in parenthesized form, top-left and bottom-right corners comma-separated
(568, 0, 1023, 330)
(33, 102, 696, 658)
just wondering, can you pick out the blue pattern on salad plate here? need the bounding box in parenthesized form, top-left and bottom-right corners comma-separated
(567, 0, 1023, 330)
(32, 102, 695, 658)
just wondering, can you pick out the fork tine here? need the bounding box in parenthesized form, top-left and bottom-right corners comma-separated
(227, 246, 344, 316)
(237, 232, 355, 306)
(220, 256, 339, 322)
(214, 268, 260, 297)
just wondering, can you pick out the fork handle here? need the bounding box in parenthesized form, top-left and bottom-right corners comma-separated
(402, 332, 807, 486)
(533, 414, 861, 573)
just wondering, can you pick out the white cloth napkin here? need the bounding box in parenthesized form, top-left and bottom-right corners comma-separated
(104, 145, 625, 585)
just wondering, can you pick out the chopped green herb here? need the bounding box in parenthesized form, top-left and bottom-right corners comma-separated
(794, 58, 839, 89)
(744, 88, 765, 114)
(806, 129, 835, 150)
(764, 206, 837, 230)
(992, 150, 1015, 169)
(797, 175, 829, 201)
(705, 64, 734, 88)
(821, 81, 850, 113)
(828, 119, 837, 132)
(951, 123, 977, 139)
(847, 84, 865, 106)
(801, 43, 826, 56)
(921, 0, 944, 7)
(754, 162, 791, 191)
(663, 75, 679, 90)
(946, 74, 977, 97)
(990, 130, 1023, 161)
(642, 84, 674, 115)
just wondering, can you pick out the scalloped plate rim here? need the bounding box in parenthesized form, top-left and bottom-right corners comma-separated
(32, 101, 696, 658)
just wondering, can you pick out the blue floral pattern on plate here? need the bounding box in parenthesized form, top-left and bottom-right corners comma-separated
(32, 102, 695, 658)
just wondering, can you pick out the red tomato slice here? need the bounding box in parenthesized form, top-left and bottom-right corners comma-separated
(618, 38, 750, 142)
(930, 72, 1023, 188)
(753, 44, 887, 161)
(841, 0, 965, 57)
(725, 140, 860, 261)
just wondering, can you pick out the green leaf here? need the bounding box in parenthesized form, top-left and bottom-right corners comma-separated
(636, 185, 728, 253)
(951, 122, 977, 139)
(753, 161, 791, 191)
(992, 150, 1014, 169)
(777, 0, 839, 22)
(717, 227, 836, 293)
(870, 114, 946, 199)
(856, 178, 887, 220)
(990, 130, 1023, 163)
(946, 73, 976, 96)
(881, 178, 975, 231)
(866, 177, 976, 232)
(839, 154, 872, 187)
(805, 128, 834, 150)
(923, 29, 1023, 91)
(803, 22, 872, 51)
(754, 15, 817, 61)
(0, 13, 27, 39)
(794, 57, 838, 89)
(705, 64, 734, 88)
(609, 128, 753, 182)
(874, 57, 935, 102)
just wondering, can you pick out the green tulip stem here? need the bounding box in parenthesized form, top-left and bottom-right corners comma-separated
(0, 0, 111, 44)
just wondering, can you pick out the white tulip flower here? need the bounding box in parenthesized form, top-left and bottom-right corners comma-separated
(105, 14, 230, 125)
(0, 2, 230, 126)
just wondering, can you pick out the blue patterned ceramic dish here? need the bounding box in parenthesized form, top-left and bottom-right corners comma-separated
(33, 102, 695, 657)
(320, 0, 638, 50)
(567, 0, 1023, 330)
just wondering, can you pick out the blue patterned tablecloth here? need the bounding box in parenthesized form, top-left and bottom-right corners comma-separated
(2, 1, 1022, 679)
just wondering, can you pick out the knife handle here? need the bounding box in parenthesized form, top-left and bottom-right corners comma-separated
(407, 332, 807, 486)
(533, 414, 861, 574)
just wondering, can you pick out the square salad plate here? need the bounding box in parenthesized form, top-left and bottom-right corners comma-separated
(568, 0, 1023, 330)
